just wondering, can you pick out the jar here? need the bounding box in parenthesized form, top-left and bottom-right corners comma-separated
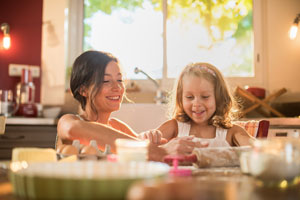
(115, 139, 149, 162)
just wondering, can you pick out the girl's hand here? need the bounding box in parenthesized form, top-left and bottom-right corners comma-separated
(160, 136, 208, 155)
(138, 129, 168, 145)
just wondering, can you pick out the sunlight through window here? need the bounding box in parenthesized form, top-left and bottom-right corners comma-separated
(84, 0, 253, 79)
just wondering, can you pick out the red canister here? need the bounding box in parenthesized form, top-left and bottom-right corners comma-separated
(246, 87, 266, 99)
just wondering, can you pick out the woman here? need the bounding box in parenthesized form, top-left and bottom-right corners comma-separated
(57, 50, 206, 160)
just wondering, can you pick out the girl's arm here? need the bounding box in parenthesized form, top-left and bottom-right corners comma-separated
(228, 125, 255, 146)
(57, 114, 138, 153)
(157, 119, 178, 141)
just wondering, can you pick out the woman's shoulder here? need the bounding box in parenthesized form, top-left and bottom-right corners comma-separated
(109, 117, 138, 137)
(59, 113, 82, 122)
(57, 114, 85, 129)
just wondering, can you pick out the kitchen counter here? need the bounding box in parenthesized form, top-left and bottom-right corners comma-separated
(6, 117, 57, 125)
(0, 118, 57, 160)
(265, 117, 300, 127)
(244, 117, 300, 126)
(264, 118, 300, 137)
(244, 117, 300, 137)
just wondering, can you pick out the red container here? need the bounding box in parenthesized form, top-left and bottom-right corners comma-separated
(246, 87, 266, 99)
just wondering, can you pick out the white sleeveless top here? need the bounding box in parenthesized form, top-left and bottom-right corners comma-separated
(177, 121, 230, 147)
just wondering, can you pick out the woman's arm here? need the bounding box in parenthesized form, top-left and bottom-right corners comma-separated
(57, 114, 137, 153)
(57, 114, 207, 161)
(228, 125, 255, 146)
(109, 117, 139, 138)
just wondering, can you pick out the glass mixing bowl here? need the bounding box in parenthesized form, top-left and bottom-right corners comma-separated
(247, 138, 300, 187)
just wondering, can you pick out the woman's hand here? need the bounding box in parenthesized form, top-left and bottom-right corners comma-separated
(138, 129, 168, 145)
(160, 136, 208, 155)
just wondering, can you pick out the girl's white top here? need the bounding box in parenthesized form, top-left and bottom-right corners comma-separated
(177, 121, 231, 147)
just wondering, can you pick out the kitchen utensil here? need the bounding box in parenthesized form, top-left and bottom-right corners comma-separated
(0, 89, 18, 117)
(247, 138, 300, 187)
(10, 161, 169, 199)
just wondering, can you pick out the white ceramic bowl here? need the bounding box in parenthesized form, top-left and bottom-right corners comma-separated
(43, 107, 61, 118)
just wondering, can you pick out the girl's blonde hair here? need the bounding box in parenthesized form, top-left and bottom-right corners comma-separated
(170, 62, 239, 129)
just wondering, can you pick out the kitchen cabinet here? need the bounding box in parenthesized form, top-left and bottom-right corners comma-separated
(266, 118, 300, 138)
(0, 118, 57, 160)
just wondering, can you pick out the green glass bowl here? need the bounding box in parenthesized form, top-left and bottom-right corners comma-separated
(9, 161, 169, 199)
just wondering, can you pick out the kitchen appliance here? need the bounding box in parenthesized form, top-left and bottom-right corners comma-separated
(15, 69, 37, 117)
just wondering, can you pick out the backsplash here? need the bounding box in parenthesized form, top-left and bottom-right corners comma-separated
(0, 0, 42, 103)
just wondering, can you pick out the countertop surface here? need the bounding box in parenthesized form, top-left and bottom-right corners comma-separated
(245, 117, 300, 127)
(5, 117, 57, 125)
(265, 117, 300, 126)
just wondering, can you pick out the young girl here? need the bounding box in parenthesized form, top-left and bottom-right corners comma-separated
(140, 62, 254, 148)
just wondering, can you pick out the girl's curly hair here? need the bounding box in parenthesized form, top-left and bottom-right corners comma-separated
(170, 62, 240, 129)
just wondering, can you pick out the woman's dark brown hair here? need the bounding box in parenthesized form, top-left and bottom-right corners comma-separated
(70, 50, 118, 116)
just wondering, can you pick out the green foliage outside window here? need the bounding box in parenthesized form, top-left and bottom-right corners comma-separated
(84, 0, 253, 77)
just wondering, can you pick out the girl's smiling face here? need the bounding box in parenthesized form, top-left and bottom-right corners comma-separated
(182, 74, 216, 125)
(95, 61, 125, 113)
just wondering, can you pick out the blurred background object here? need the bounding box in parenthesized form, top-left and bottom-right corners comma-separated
(0, 89, 17, 117)
(0, 116, 6, 134)
(42, 106, 61, 119)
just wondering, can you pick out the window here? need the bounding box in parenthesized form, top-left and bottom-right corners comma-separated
(84, 0, 163, 79)
(69, 0, 263, 88)
(165, 0, 254, 78)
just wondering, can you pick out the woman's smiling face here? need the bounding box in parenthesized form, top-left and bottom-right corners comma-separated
(95, 61, 125, 113)
(182, 74, 216, 125)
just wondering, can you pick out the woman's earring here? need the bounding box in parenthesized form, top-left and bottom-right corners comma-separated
(79, 87, 88, 97)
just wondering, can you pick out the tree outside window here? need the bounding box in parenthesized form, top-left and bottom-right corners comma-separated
(84, 0, 253, 79)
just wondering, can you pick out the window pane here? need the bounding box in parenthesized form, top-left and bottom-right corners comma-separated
(84, 0, 254, 79)
(84, 0, 163, 79)
(166, 0, 253, 78)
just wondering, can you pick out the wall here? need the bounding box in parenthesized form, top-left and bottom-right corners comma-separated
(265, 0, 300, 102)
(41, 0, 67, 105)
(0, 0, 42, 103)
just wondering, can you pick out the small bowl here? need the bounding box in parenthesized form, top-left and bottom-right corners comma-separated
(246, 138, 300, 187)
(43, 107, 61, 118)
